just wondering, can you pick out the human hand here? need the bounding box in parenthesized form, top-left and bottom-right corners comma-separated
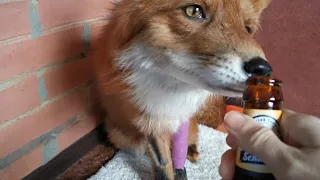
(219, 109, 320, 180)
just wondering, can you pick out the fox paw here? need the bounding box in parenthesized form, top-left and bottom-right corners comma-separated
(187, 144, 199, 163)
(155, 166, 170, 180)
(174, 168, 187, 180)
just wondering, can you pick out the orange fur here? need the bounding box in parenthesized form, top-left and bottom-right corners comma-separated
(93, 0, 272, 179)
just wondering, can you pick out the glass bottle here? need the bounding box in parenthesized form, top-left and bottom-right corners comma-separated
(233, 76, 284, 180)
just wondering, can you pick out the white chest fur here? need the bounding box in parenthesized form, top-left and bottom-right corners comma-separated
(117, 43, 211, 133)
(128, 71, 211, 133)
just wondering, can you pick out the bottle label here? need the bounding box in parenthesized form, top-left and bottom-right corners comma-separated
(235, 109, 282, 174)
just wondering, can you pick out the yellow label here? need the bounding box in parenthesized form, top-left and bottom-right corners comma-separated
(235, 109, 283, 174)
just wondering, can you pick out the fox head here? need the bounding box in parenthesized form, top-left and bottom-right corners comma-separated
(103, 0, 273, 97)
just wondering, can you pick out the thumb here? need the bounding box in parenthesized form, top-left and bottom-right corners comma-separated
(224, 111, 293, 167)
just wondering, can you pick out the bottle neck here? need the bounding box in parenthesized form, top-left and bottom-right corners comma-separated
(244, 100, 283, 110)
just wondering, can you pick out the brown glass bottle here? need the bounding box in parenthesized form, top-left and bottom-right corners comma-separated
(233, 76, 284, 180)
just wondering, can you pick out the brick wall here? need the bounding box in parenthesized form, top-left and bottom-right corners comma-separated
(0, 1, 111, 179)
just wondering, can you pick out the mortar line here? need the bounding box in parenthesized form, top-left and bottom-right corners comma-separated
(38, 72, 48, 102)
(0, 50, 95, 92)
(0, 81, 93, 129)
(0, 17, 108, 45)
(0, 113, 89, 170)
(43, 17, 107, 37)
(42, 137, 58, 165)
(29, 0, 43, 39)
(0, 0, 24, 4)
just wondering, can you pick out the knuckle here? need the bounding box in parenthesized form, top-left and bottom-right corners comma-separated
(249, 127, 275, 149)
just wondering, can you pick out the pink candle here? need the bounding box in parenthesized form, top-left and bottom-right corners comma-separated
(171, 121, 190, 170)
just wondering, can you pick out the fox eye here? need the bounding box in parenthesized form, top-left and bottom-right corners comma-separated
(181, 5, 205, 20)
(246, 26, 253, 34)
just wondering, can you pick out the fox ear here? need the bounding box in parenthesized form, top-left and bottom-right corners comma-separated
(250, 0, 272, 16)
(106, 1, 144, 50)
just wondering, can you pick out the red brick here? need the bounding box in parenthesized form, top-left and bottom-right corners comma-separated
(44, 56, 94, 99)
(88, 83, 100, 107)
(0, 1, 31, 40)
(0, 145, 43, 180)
(38, 0, 109, 30)
(0, 26, 84, 81)
(58, 116, 99, 152)
(0, 90, 86, 158)
(0, 76, 41, 125)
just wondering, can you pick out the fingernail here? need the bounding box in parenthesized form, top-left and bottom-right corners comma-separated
(224, 112, 230, 120)
(224, 111, 246, 135)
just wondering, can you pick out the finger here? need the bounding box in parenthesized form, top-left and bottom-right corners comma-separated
(224, 111, 294, 167)
(226, 134, 237, 149)
(219, 149, 236, 180)
(281, 109, 320, 147)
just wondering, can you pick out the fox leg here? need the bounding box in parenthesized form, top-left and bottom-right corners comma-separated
(147, 133, 175, 180)
(187, 117, 200, 163)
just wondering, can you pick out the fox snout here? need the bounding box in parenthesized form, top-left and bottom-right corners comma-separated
(244, 57, 273, 77)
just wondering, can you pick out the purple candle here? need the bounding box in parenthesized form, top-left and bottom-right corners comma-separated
(171, 120, 190, 170)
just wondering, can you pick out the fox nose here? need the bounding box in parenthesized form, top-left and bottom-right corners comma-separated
(244, 57, 273, 76)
